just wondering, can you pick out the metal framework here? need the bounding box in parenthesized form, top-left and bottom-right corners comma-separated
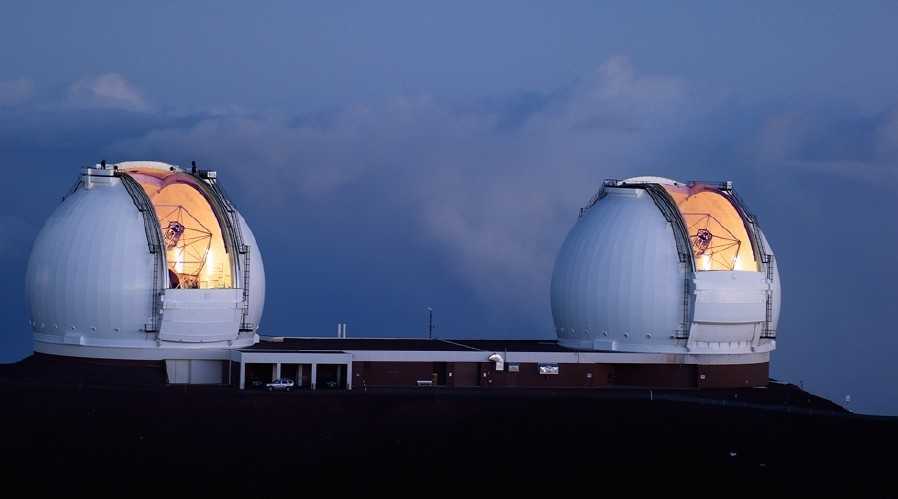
(683, 212, 742, 271)
(157, 205, 213, 289)
(117, 172, 165, 332)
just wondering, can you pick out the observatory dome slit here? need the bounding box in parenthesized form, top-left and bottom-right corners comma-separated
(126, 169, 234, 289)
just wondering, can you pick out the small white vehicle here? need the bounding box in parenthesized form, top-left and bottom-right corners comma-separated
(265, 378, 295, 391)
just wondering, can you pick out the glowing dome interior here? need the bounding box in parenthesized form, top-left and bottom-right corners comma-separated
(124, 166, 233, 289)
(663, 183, 759, 272)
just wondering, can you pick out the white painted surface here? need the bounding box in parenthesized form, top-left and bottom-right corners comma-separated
(550, 178, 780, 354)
(27, 171, 157, 342)
(164, 359, 225, 384)
(551, 187, 684, 351)
(34, 332, 257, 360)
(27, 162, 266, 359)
(158, 288, 242, 342)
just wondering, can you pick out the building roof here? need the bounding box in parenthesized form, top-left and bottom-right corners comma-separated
(247, 337, 571, 353)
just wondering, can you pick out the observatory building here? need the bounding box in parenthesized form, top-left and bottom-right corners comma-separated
(551, 176, 780, 354)
(24, 169, 778, 390)
(26, 161, 265, 383)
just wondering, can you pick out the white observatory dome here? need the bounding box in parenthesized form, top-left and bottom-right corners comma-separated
(26, 161, 265, 360)
(551, 177, 780, 354)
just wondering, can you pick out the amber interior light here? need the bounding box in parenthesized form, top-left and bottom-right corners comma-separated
(128, 170, 233, 288)
(664, 185, 759, 272)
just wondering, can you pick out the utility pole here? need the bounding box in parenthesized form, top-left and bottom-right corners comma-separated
(426, 307, 434, 339)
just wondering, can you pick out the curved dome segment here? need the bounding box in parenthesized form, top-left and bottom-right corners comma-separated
(26, 172, 157, 341)
(662, 182, 759, 272)
(552, 177, 779, 355)
(551, 186, 684, 352)
(27, 162, 264, 361)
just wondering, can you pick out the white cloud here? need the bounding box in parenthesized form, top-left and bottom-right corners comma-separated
(0, 78, 33, 107)
(756, 107, 898, 184)
(67, 73, 149, 112)
(875, 108, 898, 160)
(109, 57, 700, 323)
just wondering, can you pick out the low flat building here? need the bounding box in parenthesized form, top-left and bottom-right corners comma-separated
(230, 336, 770, 390)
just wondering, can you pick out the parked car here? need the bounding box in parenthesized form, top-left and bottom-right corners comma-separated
(265, 378, 295, 391)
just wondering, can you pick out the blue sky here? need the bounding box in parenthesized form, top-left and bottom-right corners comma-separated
(1, 2, 897, 414)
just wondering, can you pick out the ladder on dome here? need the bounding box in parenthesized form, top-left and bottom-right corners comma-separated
(199, 173, 253, 331)
(118, 172, 164, 333)
(642, 183, 694, 340)
(761, 254, 776, 339)
(240, 245, 253, 331)
(147, 243, 160, 333)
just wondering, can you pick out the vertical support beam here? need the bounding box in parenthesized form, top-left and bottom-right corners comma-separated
(346, 362, 353, 391)
(311, 363, 318, 390)
(298, 364, 303, 387)
(239, 361, 246, 390)
(275, 362, 281, 380)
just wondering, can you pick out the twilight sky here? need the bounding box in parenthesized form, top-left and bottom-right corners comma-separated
(1, 2, 897, 414)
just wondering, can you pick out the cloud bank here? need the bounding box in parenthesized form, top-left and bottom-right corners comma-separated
(3, 60, 898, 414)
(109, 57, 699, 315)
(67, 73, 150, 112)
(0, 78, 32, 107)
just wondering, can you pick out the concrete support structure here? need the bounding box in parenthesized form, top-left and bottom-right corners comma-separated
(346, 362, 352, 391)
(234, 351, 353, 390)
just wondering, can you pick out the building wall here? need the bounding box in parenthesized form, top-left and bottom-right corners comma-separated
(610, 363, 697, 388)
(697, 362, 769, 388)
(485, 363, 603, 388)
(353, 361, 436, 387)
(349, 360, 768, 389)
(449, 362, 480, 387)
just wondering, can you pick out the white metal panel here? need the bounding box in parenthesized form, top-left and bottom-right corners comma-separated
(186, 360, 225, 384)
(26, 173, 155, 341)
(165, 359, 190, 383)
(164, 359, 226, 384)
(691, 271, 767, 324)
(551, 187, 684, 350)
(158, 288, 242, 342)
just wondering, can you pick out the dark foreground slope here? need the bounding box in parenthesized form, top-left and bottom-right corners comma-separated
(1, 356, 896, 490)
